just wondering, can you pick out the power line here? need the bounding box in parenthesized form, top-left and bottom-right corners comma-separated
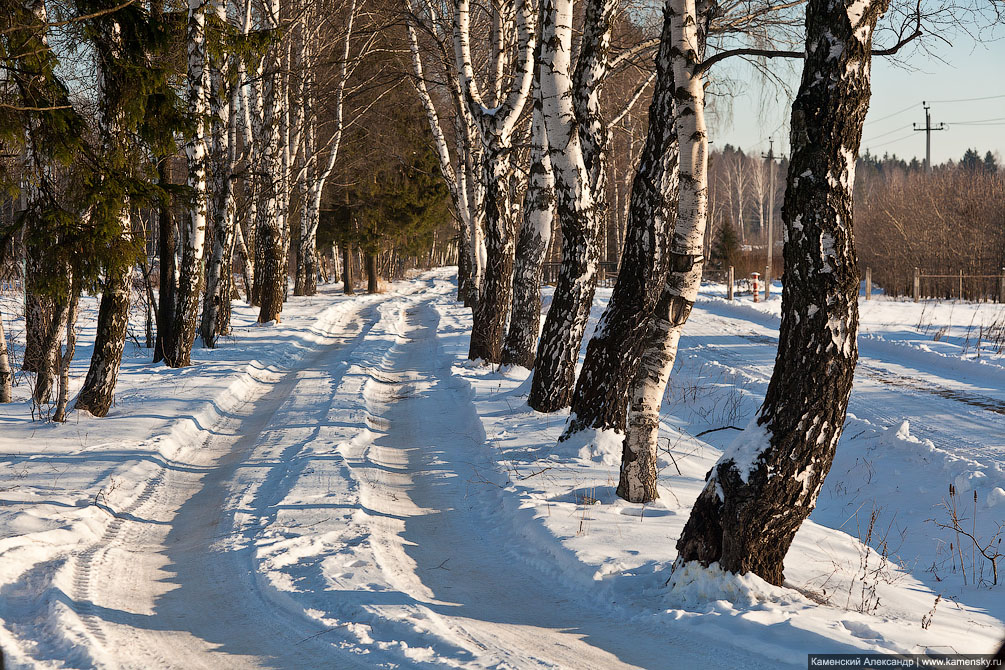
(946, 115, 1005, 125)
(864, 93, 1005, 127)
(862, 122, 913, 142)
(927, 93, 1005, 104)
(864, 131, 916, 150)
(865, 102, 918, 126)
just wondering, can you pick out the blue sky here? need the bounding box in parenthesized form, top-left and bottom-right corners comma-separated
(709, 29, 1005, 165)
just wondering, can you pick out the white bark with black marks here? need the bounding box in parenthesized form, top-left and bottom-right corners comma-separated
(165, 0, 210, 366)
(256, 0, 287, 324)
(618, 0, 710, 503)
(527, 0, 607, 411)
(454, 0, 536, 362)
(53, 285, 80, 423)
(562, 2, 681, 440)
(201, 0, 238, 347)
(501, 97, 554, 369)
(675, 0, 888, 586)
(0, 307, 10, 403)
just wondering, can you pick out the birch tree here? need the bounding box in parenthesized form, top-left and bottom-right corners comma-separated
(525, 0, 616, 410)
(454, 0, 536, 362)
(674, 0, 890, 584)
(500, 83, 553, 368)
(255, 0, 287, 324)
(404, 2, 485, 306)
(617, 0, 711, 502)
(163, 0, 211, 365)
(200, 0, 239, 348)
(294, 0, 359, 297)
(0, 307, 11, 402)
(76, 10, 135, 416)
(560, 2, 681, 440)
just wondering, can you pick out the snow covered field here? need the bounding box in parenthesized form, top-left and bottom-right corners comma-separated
(1, 269, 1003, 668)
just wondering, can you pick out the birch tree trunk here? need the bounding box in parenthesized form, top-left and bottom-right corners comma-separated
(0, 308, 12, 402)
(75, 260, 131, 416)
(256, 0, 287, 324)
(22, 256, 53, 374)
(235, 218, 254, 301)
(454, 0, 536, 363)
(53, 284, 80, 423)
(165, 0, 210, 366)
(404, 12, 481, 306)
(295, 0, 355, 297)
(200, 0, 238, 348)
(561, 4, 680, 439)
(527, 0, 613, 410)
(77, 15, 137, 412)
(501, 100, 553, 368)
(32, 289, 67, 406)
(618, 0, 710, 502)
(674, 0, 887, 585)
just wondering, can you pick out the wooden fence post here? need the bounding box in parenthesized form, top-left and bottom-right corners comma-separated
(865, 267, 872, 301)
(764, 265, 770, 300)
(727, 266, 734, 301)
(913, 267, 920, 302)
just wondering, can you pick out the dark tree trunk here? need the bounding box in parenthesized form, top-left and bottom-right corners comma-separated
(366, 252, 378, 293)
(342, 244, 355, 295)
(468, 147, 516, 363)
(561, 10, 680, 437)
(257, 221, 285, 322)
(23, 248, 53, 373)
(22, 292, 51, 373)
(675, 0, 886, 586)
(76, 266, 131, 417)
(153, 162, 176, 364)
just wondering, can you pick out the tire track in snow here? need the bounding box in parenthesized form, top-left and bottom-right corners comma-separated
(58, 292, 419, 669)
(340, 295, 780, 669)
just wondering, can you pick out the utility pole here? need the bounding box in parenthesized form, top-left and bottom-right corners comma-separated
(762, 138, 781, 299)
(913, 101, 946, 172)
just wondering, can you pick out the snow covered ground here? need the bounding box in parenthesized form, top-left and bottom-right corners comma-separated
(0, 269, 1002, 668)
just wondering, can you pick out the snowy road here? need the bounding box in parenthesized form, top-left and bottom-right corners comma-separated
(40, 283, 769, 668)
(2, 274, 1003, 667)
(63, 300, 385, 668)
